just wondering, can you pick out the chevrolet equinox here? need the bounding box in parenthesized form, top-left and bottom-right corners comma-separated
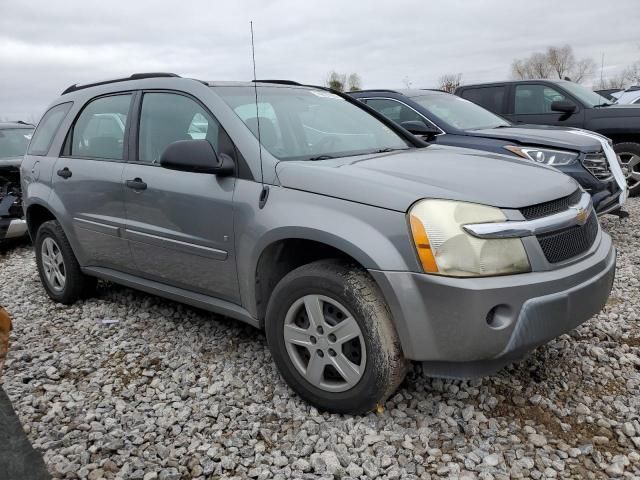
(21, 73, 616, 414)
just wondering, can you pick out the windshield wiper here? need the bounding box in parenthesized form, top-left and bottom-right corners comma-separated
(307, 154, 335, 161)
(594, 103, 612, 108)
(372, 147, 408, 153)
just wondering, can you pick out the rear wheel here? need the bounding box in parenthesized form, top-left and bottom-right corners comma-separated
(265, 259, 408, 414)
(613, 142, 640, 196)
(35, 220, 96, 304)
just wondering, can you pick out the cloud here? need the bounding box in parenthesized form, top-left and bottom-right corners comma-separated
(0, 0, 638, 120)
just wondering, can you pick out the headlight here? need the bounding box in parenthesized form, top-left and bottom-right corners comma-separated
(409, 200, 530, 277)
(505, 146, 578, 166)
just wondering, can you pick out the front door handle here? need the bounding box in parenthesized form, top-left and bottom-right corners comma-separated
(57, 167, 72, 179)
(125, 178, 147, 191)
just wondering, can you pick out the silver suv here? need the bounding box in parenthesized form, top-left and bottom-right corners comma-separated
(21, 74, 616, 414)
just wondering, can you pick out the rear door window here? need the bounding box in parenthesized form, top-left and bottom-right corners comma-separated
(27, 102, 72, 156)
(460, 87, 506, 114)
(68, 95, 131, 160)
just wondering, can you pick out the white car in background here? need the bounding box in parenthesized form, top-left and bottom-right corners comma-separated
(613, 86, 640, 105)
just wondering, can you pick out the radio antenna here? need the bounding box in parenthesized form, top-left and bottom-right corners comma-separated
(251, 21, 265, 190)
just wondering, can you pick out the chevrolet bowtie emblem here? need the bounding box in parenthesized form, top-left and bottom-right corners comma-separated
(575, 207, 589, 225)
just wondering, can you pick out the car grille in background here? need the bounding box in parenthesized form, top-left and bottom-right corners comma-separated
(582, 152, 613, 181)
(537, 212, 599, 263)
(520, 189, 582, 220)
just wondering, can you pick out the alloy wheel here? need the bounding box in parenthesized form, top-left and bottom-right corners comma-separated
(618, 152, 640, 190)
(41, 237, 66, 292)
(283, 294, 366, 392)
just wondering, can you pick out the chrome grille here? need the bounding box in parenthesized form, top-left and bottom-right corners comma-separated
(520, 189, 582, 220)
(582, 152, 613, 181)
(537, 212, 599, 263)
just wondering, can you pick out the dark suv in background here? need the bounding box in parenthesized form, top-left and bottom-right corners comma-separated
(455, 79, 640, 195)
(350, 89, 626, 215)
(1, 121, 34, 243)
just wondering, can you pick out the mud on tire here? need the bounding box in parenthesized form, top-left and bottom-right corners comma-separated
(265, 259, 408, 414)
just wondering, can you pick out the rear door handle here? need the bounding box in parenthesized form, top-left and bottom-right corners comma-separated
(57, 167, 72, 179)
(125, 178, 147, 191)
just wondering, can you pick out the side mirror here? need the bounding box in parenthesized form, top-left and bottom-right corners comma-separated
(551, 100, 577, 114)
(159, 139, 234, 176)
(400, 120, 440, 138)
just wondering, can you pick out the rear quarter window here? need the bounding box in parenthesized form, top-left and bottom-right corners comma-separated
(460, 87, 506, 114)
(27, 102, 73, 156)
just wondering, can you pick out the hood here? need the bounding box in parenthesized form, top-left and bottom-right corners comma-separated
(590, 104, 640, 119)
(466, 124, 601, 152)
(276, 145, 577, 212)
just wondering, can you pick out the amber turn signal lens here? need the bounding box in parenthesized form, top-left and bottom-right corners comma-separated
(409, 215, 439, 273)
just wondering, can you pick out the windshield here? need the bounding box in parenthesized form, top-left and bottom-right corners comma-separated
(557, 80, 613, 107)
(214, 86, 410, 160)
(0, 128, 34, 158)
(412, 94, 510, 130)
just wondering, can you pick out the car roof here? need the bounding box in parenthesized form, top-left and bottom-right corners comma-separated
(458, 79, 572, 90)
(352, 88, 450, 98)
(0, 121, 34, 129)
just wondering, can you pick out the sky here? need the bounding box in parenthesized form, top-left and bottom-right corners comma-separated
(1, 0, 638, 121)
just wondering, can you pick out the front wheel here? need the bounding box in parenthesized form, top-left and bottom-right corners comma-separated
(265, 259, 408, 414)
(613, 142, 640, 196)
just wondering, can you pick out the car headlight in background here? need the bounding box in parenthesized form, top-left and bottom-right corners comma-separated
(504, 145, 578, 166)
(409, 200, 530, 277)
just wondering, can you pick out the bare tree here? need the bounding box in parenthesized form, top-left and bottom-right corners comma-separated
(347, 73, 362, 92)
(511, 45, 594, 83)
(625, 62, 640, 85)
(572, 58, 595, 83)
(326, 71, 347, 92)
(438, 73, 463, 93)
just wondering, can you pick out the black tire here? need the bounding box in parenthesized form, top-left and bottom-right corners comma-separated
(265, 259, 408, 414)
(613, 142, 640, 196)
(35, 220, 96, 304)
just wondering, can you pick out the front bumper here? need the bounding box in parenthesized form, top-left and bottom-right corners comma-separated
(369, 232, 615, 376)
(556, 163, 623, 215)
(0, 218, 28, 241)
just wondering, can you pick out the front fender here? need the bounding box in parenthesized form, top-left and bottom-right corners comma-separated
(233, 180, 420, 319)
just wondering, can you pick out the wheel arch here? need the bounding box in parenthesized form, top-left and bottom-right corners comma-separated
(251, 229, 382, 329)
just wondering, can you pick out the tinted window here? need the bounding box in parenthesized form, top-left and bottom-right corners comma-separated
(514, 85, 566, 114)
(215, 86, 408, 161)
(412, 94, 509, 130)
(460, 87, 506, 113)
(69, 95, 131, 160)
(138, 93, 225, 163)
(28, 103, 72, 156)
(365, 99, 425, 124)
(0, 128, 34, 158)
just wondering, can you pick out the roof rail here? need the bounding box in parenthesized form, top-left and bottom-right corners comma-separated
(61, 72, 181, 95)
(350, 89, 400, 94)
(253, 79, 302, 86)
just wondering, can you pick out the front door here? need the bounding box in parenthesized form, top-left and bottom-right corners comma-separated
(507, 83, 585, 127)
(123, 91, 239, 302)
(52, 93, 133, 271)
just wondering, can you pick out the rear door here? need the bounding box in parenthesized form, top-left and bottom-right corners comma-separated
(506, 83, 585, 127)
(458, 85, 508, 115)
(52, 93, 134, 270)
(122, 91, 239, 302)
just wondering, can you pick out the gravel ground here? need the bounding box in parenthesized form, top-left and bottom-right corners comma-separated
(1, 199, 639, 480)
